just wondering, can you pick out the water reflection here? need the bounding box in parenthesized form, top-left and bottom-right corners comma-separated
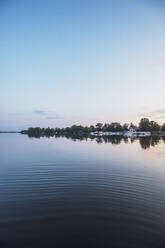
(1, 134, 165, 248)
(94, 136, 164, 150)
(25, 133, 165, 150)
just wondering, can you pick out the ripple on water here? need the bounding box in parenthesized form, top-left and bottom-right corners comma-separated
(1, 140, 165, 248)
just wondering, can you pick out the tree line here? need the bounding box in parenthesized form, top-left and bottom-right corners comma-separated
(21, 118, 165, 138)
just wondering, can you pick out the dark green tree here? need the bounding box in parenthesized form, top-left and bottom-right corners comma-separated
(123, 123, 129, 131)
(150, 121, 160, 132)
(161, 123, 165, 132)
(96, 123, 103, 131)
(139, 118, 150, 131)
(108, 122, 123, 132)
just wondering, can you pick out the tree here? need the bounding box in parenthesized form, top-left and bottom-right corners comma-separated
(108, 122, 123, 132)
(96, 123, 103, 131)
(129, 123, 137, 130)
(102, 123, 108, 132)
(162, 123, 165, 132)
(123, 123, 129, 131)
(139, 118, 150, 131)
(88, 125, 95, 132)
(150, 121, 160, 132)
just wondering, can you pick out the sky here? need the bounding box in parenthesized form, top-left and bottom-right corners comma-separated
(1, 0, 165, 130)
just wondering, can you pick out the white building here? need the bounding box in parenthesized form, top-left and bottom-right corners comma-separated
(124, 129, 151, 137)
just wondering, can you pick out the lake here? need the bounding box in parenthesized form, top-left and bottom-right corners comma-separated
(1, 134, 165, 248)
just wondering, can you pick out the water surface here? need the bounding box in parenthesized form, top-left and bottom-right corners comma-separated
(1, 134, 165, 247)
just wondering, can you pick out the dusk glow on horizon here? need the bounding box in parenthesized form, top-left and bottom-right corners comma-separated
(1, 0, 165, 130)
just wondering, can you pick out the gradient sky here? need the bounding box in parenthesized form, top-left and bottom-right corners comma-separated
(1, 0, 165, 130)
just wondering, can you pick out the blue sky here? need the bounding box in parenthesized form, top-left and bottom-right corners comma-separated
(1, 0, 165, 130)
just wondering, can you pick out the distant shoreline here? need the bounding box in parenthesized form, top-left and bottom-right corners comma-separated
(1, 118, 165, 137)
(0, 131, 20, 133)
(1, 131, 165, 137)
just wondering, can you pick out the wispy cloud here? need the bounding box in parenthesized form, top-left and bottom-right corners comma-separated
(46, 116, 63, 120)
(32, 110, 63, 119)
(156, 116, 165, 119)
(139, 108, 165, 119)
(33, 110, 47, 115)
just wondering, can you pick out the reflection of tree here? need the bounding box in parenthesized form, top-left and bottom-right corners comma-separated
(96, 137, 103, 144)
(123, 137, 129, 144)
(25, 132, 164, 150)
(139, 137, 151, 149)
(62, 133, 89, 141)
(130, 137, 138, 144)
(162, 136, 165, 143)
(139, 136, 161, 150)
(109, 136, 122, 145)
(151, 136, 161, 147)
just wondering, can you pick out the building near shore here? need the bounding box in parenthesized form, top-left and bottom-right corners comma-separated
(90, 129, 151, 137)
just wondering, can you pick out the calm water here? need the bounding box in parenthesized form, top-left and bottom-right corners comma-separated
(1, 134, 165, 248)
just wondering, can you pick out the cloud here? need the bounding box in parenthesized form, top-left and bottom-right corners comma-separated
(33, 110, 47, 115)
(138, 108, 165, 119)
(32, 110, 63, 119)
(46, 116, 63, 120)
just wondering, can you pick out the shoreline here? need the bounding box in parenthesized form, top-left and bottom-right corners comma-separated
(0, 131, 20, 133)
(1, 131, 165, 137)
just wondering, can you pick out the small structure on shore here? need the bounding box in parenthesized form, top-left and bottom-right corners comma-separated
(90, 128, 151, 137)
(124, 130, 151, 137)
(90, 131, 123, 137)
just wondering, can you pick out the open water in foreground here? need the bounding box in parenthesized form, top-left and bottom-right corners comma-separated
(1, 134, 165, 248)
